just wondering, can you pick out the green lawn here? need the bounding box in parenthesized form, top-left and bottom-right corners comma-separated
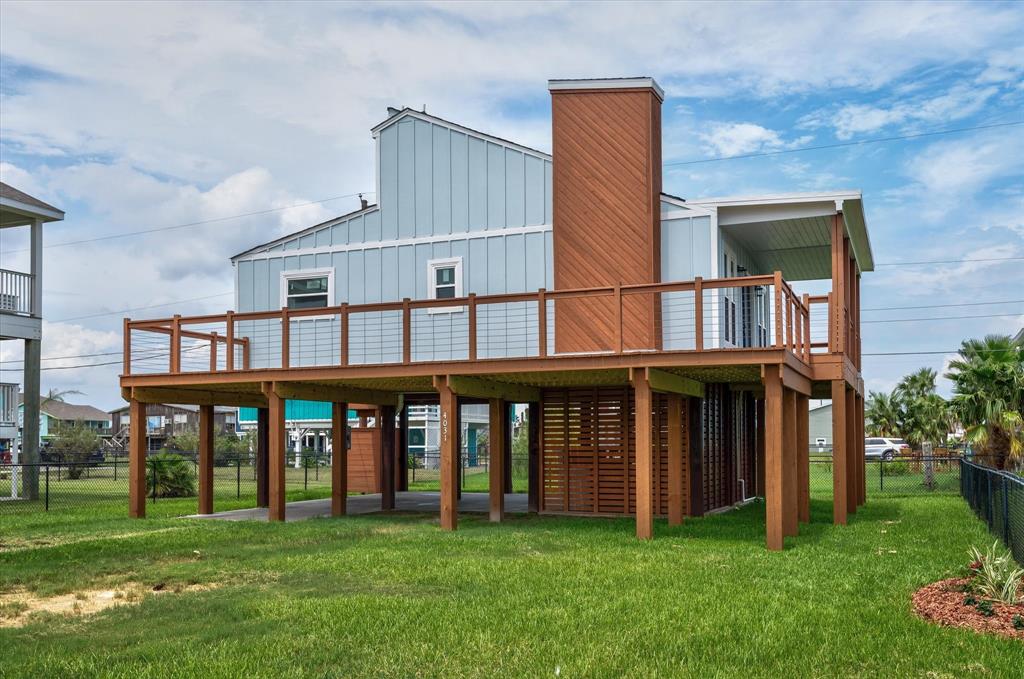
(2, 494, 1021, 677)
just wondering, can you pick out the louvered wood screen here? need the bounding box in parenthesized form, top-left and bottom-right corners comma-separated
(540, 387, 688, 516)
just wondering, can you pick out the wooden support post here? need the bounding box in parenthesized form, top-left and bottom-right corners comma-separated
(397, 405, 409, 492)
(280, 307, 290, 369)
(764, 365, 785, 550)
(225, 311, 235, 371)
(436, 377, 459, 530)
(209, 332, 218, 371)
(782, 388, 798, 538)
(846, 386, 857, 515)
(488, 398, 506, 522)
(797, 394, 810, 523)
(527, 401, 540, 513)
(633, 371, 654, 540)
(380, 405, 396, 510)
(332, 402, 348, 516)
(666, 393, 684, 526)
(537, 288, 547, 357)
(468, 294, 477, 360)
(256, 407, 269, 507)
(503, 401, 514, 495)
(693, 277, 703, 351)
(198, 404, 214, 515)
(831, 380, 848, 525)
(267, 385, 286, 521)
(128, 399, 147, 518)
(339, 303, 349, 366)
(688, 396, 704, 517)
(755, 398, 765, 498)
(857, 393, 866, 506)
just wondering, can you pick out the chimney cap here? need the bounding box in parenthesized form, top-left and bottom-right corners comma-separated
(548, 77, 664, 101)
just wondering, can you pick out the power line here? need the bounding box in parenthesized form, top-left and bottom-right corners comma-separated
(864, 348, 1019, 356)
(862, 299, 1024, 312)
(863, 312, 1022, 324)
(663, 120, 1024, 166)
(874, 256, 1024, 267)
(52, 291, 234, 323)
(4, 191, 374, 254)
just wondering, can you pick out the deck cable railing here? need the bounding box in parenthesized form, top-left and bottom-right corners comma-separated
(123, 272, 822, 376)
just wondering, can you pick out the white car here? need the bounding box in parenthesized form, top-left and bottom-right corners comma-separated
(864, 437, 909, 461)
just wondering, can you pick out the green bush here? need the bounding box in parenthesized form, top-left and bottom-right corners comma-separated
(147, 452, 197, 498)
(880, 461, 910, 476)
(967, 541, 1023, 605)
(48, 422, 101, 479)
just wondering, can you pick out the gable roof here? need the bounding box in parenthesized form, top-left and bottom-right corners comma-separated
(231, 202, 379, 261)
(370, 107, 551, 160)
(0, 181, 65, 226)
(18, 395, 109, 422)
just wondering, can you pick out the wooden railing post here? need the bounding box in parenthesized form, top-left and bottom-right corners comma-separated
(242, 339, 251, 370)
(209, 331, 218, 372)
(826, 292, 834, 353)
(402, 297, 412, 364)
(123, 318, 131, 376)
(802, 294, 811, 360)
(468, 293, 478, 360)
(280, 306, 290, 369)
(225, 311, 235, 371)
(614, 283, 623, 354)
(170, 314, 182, 373)
(693, 277, 703, 351)
(537, 288, 547, 358)
(786, 294, 795, 351)
(339, 303, 349, 366)
(773, 272, 784, 349)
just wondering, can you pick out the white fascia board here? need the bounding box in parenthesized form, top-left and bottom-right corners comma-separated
(234, 223, 553, 263)
(548, 77, 665, 101)
(0, 197, 64, 223)
(231, 205, 380, 261)
(686, 190, 862, 208)
(370, 109, 551, 162)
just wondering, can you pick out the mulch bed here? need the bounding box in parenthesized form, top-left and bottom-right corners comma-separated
(912, 577, 1024, 640)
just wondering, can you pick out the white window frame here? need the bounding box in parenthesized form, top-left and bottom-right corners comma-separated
(279, 268, 335, 318)
(427, 257, 464, 314)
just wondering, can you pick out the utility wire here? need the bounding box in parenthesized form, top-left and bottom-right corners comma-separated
(52, 292, 234, 323)
(4, 191, 375, 254)
(663, 120, 1024, 166)
(874, 256, 1024, 267)
(862, 299, 1024, 312)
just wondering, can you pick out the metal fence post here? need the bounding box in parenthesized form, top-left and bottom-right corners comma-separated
(1003, 475, 1010, 547)
(237, 457, 241, 499)
(879, 459, 883, 492)
(151, 462, 157, 504)
(45, 465, 50, 511)
(304, 461, 308, 491)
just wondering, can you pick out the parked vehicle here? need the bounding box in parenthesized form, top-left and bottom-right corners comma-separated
(864, 437, 909, 461)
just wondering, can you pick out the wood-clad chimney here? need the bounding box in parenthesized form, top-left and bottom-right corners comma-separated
(548, 77, 664, 353)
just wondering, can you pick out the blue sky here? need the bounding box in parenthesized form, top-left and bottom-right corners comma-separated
(0, 0, 1022, 409)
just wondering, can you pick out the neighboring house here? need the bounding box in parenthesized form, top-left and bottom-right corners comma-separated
(809, 403, 832, 450)
(0, 182, 64, 496)
(120, 77, 872, 551)
(16, 394, 111, 444)
(109, 404, 237, 452)
(237, 401, 489, 466)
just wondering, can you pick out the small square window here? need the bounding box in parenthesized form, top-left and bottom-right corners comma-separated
(281, 270, 334, 312)
(427, 258, 463, 313)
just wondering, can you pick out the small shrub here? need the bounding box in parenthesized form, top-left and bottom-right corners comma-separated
(147, 452, 196, 498)
(963, 595, 978, 606)
(967, 542, 1024, 605)
(975, 600, 995, 617)
(1013, 615, 1024, 630)
(881, 460, 910, 476)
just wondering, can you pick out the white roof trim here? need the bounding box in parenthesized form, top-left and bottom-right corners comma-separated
(686, 190, 862, 208)
(370, 109, 551, 161)
(0, 196, 64, 223)
(231, 205, 380, 261)
(548, 77, 665, 101)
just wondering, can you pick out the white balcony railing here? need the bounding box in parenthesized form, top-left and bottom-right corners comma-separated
(0, 268, 34, 316)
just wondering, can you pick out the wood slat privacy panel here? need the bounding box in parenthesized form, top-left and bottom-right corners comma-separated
(348, 428, 380, 494)
(540, 387, 688, 516)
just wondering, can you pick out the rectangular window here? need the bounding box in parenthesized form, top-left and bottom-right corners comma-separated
(280, 269, 334, 311)
(427, 257, 464, 313)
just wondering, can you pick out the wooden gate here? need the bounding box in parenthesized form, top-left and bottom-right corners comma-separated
(540, 387, 690, 516)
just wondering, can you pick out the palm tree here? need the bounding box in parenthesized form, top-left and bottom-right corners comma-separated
(865, 391, 900, 437)
(945, 334, 1024, 470)
(892, 367, 944, 451)
(40, 387, 83, 408)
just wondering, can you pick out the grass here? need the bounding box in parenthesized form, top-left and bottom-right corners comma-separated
(2, 494, 1022, 677)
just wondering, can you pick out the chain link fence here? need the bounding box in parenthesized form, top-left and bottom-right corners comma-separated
(960, 459, 1023, 566)
(406, 449, 529, 492)
(809, 454, 962, 497)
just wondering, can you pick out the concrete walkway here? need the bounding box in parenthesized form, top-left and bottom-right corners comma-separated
(187, 491, 528, 522)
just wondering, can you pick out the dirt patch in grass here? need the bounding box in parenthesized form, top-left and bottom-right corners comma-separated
(0, 581, 220, 628)
(912, 578, 1024, 640)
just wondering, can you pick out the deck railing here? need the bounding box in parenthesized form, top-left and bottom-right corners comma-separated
(123, 272, 819, 376)
(0, 268, 34, 316)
